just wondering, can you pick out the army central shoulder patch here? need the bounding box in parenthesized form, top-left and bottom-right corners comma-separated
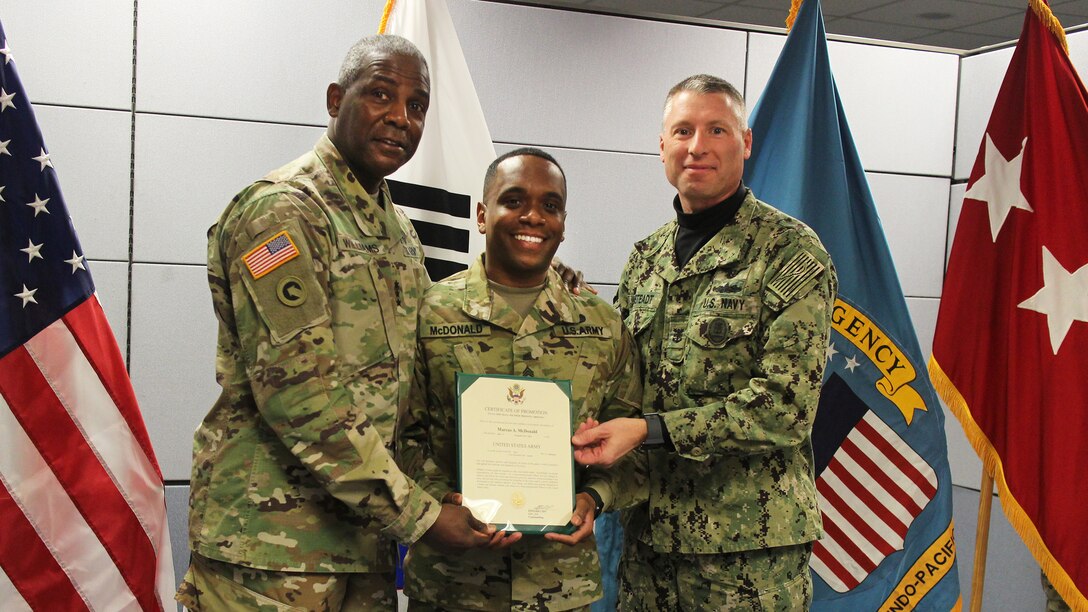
(768, 250, 825, 303)
(244, 230, 300, 279)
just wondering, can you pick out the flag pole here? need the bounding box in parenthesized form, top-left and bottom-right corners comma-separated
(970, 469, 995, 612)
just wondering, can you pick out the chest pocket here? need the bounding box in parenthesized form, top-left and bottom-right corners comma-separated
(329, 236, 421, 379)
(683, 312, 759, 396)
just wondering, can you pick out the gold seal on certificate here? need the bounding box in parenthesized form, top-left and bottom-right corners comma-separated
(456, 373, 575, 534)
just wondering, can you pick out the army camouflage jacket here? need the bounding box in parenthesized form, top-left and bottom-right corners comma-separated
(617, 190, 837, 555)
(188, 135, 440, 573)
(400, 256, 645, 611)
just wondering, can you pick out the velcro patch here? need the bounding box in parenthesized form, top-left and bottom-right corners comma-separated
(554, 324, 612, 338)
(768, 251, 825, 303)
(244, 230, 300, 279)
(421, 322, 491, 338)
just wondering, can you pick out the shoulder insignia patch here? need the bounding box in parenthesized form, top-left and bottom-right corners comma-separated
(768, 250, 825, 303)
(244, 230, 300, 279)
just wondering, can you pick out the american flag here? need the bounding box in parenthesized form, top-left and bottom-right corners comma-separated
(242, 230, 299, 279)
(810, 374, 937, 593)
(0, 22, 174, 610)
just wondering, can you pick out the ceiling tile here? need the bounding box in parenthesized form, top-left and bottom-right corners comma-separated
(1051, 0, 1088, 18)
(959, 11, 1029, 37)
(584, 0, 721, 16)
(825, 16, 940, 42)
(854, 0, 1022, 30)
(701, 4, 796, 28)
(909, 29, 1010, 49)
(791, 0, 901, 18)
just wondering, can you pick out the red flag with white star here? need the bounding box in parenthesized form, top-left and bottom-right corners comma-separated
(929, 2, 1088, 609)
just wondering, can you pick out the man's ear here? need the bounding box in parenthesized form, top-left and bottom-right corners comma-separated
(476, 201, 487, 233)
(327, 83, 343, 118)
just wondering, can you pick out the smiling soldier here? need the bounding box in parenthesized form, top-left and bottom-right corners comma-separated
(399, 148, 645, 611)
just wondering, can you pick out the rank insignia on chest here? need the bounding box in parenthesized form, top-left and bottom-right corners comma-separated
(243, 230, 300, 279)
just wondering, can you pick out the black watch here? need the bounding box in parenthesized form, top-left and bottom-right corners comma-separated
(580, 488, 605, 518)
(642, 413, 666, 448)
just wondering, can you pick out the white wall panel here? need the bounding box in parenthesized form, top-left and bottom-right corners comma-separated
(955, 47, 1014, 180)
(866, 173, 950, 298)
(89, 260, 130, 359)
(130, 263, 218, 480)
(135, 0, 385, 122)
(947, 182, 967, 267)
(495, 144, 675, 285)
(747, 33, 958, 176)
(1071, 28, 1088, 75)
(1, 1, 134, 109)
(165, 485, 189, 598)
(448, 1, 746, 154)
(36, 105, 132, 261)
(133, 114, 324, 264)
(906, 296, 939, 363)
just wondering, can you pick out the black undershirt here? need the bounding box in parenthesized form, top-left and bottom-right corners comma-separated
(673, 182, 748, 269)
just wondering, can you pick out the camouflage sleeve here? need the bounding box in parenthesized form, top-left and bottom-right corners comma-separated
(224, 191, 440, 544)
(661, 243, 837, 461)
(581, 325, 649, 511)
(614, 251, 637, 318)
(399, 336, 456, 503)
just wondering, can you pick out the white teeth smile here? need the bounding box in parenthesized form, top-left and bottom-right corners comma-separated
(515, 235, 543, 244)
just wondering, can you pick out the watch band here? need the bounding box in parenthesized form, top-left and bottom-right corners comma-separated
(642, 412, 665, 448)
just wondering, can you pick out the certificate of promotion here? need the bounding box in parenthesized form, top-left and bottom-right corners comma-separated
(456, 373, 575, 534)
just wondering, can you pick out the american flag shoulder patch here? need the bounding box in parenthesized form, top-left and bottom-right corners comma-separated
(768, 250, 825, 303)
(243, 230, 300, 279)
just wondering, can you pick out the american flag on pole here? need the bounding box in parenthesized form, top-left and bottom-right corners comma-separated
(0, 22, 175, 610)
(744, 0, 960, 608)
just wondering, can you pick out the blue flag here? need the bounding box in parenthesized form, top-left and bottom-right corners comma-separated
(744, 1, 961, 609)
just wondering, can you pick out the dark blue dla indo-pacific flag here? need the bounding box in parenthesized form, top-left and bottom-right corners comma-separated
(743, 1, 961, 610)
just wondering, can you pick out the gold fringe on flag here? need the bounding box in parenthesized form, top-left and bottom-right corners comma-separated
(1029, 0, 1069, 55)
(378, 0, 396, 34)
(928, 357, 1086, 610)
(785, 0, 803, 32)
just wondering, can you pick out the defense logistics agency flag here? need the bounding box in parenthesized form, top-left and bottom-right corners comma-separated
(0, 23, 175, 610)
(744, 0, 961, 609)
(929, 1, 1088, 608)
(379, 0, 494, 282)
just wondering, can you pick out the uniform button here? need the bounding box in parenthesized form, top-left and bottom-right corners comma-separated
(691, 447, 703, 457)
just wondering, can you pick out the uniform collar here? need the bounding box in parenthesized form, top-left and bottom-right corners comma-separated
(462, 254, 581, 334)
(651, 190, 760, 282)
(314, 134, 400, 241)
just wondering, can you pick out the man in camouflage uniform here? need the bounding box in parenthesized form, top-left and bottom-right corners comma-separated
(399, 148, 646, 611)
(177, 35, 493, 611)
(572, 75, 837, 610)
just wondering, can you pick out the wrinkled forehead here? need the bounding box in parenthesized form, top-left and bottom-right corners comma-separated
(355, 51, 430, 89)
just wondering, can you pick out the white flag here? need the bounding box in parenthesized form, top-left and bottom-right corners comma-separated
(381, 0, 495, 280)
